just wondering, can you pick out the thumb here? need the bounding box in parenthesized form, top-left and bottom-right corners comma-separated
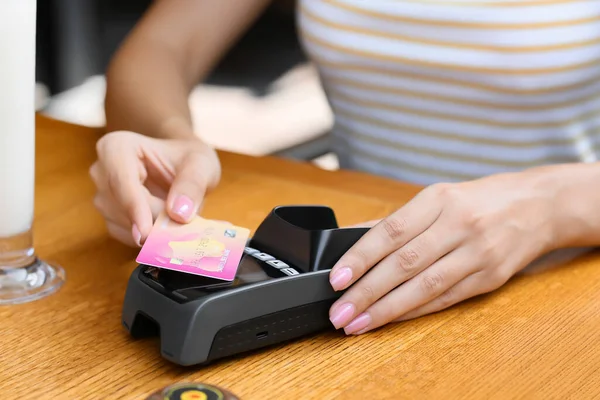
(166, 152, 218, 223)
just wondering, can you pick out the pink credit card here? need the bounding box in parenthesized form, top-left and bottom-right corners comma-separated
(136, 211, 250, 281)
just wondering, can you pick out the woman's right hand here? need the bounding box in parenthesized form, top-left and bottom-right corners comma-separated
(89, 131, 221, 247)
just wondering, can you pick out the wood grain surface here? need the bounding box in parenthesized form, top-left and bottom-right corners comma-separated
(1, 116, 599, 399)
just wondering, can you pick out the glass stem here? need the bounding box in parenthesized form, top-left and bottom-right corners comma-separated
(0, 229, 36, 270)
(0, 227, 65, 304)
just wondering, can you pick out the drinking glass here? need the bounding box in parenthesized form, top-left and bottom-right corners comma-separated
(0, 0, 65, 304)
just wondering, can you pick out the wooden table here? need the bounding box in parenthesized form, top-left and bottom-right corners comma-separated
(2, 116, 600, 399)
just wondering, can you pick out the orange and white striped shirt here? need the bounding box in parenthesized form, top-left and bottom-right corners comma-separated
(297, 0, 600, 185)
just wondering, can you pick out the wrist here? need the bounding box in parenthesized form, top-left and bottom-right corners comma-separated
(526, 162, 600, 250)
(159, 116, 198, 140)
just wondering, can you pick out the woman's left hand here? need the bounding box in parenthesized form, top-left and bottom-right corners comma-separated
(328, 169, 559, 335)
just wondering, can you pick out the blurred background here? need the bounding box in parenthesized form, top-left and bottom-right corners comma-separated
(34, 0, 338, 169)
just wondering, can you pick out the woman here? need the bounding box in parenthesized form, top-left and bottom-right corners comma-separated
(91, 0, 600, 336)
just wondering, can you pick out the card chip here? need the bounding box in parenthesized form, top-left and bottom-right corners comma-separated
(224, 229, 237, 238)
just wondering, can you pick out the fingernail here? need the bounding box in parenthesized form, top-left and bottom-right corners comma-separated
(329, 302, 355, 329)
(330, 267, 352, 290)
(132, 224, 142, 247)
(172, 195, 194, 220)
(344, 313, 371, 335)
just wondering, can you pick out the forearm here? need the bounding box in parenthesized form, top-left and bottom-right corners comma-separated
(105, 45, 195, 140)
(104, 0, 272, 140)
(532, 162, 600, 249)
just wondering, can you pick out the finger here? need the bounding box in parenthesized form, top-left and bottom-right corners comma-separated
(145, 178, 169, 200)
(394, 270, 495, 322)
(342, 219, 381, 229)
(329, 188, 443, 291)
(91, 160, 166, 224)
(92, 158, 168, 203)
(342, 247, 475, 335)
(94, 191, 165, 233)
(89, 161, 109, 192)
(106, 221, 139, 248)
(166, 151, 219, 223)
(147, 194, 166, 222)
(93, 193, 129, 226)
(328, 221, 462, 329)
(98, 143, 154, 245)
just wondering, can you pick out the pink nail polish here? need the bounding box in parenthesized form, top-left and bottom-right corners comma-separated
(344, 313, 371, 335)
(329, 267, 352, 290)
(132, 224, 142, 247)
(172, 195, 194, 220)
(329, 302, 355, 329)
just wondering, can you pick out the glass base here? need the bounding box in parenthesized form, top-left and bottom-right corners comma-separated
(0, 258, 65, 305)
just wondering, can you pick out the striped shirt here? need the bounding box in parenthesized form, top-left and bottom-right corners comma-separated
(297, 0, 600, 185)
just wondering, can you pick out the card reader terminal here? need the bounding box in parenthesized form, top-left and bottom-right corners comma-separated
(121, 205, 369, 366)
